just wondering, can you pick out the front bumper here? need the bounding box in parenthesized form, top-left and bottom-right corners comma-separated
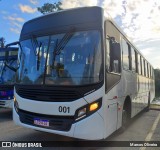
(13, 106, 104, 140)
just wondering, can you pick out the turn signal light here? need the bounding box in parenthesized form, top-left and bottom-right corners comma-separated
(14, 96, 19, 113)
(89, 102, 99, 112)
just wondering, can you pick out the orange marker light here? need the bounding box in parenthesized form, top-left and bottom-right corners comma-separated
(89, 102, 99, 111)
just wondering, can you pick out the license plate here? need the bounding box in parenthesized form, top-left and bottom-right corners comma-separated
(34, 118, 49, 127)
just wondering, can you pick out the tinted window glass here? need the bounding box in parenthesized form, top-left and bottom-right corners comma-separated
(131, 47, 136, 71)
(141, 57, 144, 75)
(137, 54, 141, 74)
(144, 60, 146, 76)
(122, 39, 129, 70)
(148, 64, 150, 78)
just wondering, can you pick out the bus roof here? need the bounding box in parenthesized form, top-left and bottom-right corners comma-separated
(20, 6, 103, 40)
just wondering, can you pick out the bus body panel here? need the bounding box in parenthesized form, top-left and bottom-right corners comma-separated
(103, 81, 123, 137)
(74, 110, 104, 140)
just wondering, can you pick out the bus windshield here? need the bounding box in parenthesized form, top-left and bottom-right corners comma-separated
(17, 30, 102, 85)
(0, 60, 17, 85)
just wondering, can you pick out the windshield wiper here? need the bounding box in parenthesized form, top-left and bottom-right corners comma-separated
(55, 28, 75, 54)
(36, 42, 42, 71)
(31, 35, 38, 55)
(31, 35, 42, 70)
(52, 27, 76, 66)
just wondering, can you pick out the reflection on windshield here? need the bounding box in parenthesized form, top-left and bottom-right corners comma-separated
(18, 30, 102, 85)
(0, 60, 17, 85)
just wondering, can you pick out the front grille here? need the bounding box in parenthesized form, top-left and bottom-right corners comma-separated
(15, 85, 81, 102)
(18, 109, 74, 131)
(0, 101, 5, 106)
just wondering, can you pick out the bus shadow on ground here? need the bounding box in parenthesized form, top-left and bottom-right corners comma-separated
(7, 129, 76, 141)
(0, 108, 12, 121)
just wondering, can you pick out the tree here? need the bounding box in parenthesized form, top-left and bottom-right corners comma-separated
(37, 2, 63, 14)
(0, 37, 5, 48)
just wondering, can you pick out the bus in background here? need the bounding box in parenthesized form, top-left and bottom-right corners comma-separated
(10, 6, 155, 140)
(0, 47, 18, 108)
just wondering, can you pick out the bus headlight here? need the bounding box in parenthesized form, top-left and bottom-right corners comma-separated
(76, 107, 87, 120)
(14, 96, 19, 113)
(75, 98, 102, 121)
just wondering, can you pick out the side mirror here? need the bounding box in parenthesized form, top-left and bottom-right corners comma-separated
(110, 41, 121, 73)
(4, 41, 20, 72)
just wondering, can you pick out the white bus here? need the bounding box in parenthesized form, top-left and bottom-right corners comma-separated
(10, 6, 155, 140)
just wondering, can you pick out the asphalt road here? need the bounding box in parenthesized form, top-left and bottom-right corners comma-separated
(0, 107, 160, 150)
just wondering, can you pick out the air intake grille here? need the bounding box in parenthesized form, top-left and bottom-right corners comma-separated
(15, 85, 81, 102)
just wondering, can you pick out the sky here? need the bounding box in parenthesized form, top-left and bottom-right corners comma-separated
(0, 0, 160, 68)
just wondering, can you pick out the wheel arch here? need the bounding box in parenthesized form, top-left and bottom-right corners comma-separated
(123, 95, 132, 119)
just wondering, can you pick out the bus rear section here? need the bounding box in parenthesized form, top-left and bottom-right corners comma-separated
(0, 47, 18, 108)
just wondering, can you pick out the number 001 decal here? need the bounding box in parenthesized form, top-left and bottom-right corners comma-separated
(58, 106, 70, 113)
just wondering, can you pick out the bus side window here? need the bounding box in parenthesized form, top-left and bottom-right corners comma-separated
(137, 54, 141, 74)
(131, 47, 136, 72)
(144, 60, 146, 76)
(140, 56, 144, 75)
(105, 38, 110, 71)
(146, 62, 148, 77)
(122, 39, 130, 70)
(151, 67, 153, 78)
(109, 37, 121, 73)
(150, 67, 151, 78)
(148, 64, 150, 78)
(128, 44, 132, 70)
(135, 51, 138, 73)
